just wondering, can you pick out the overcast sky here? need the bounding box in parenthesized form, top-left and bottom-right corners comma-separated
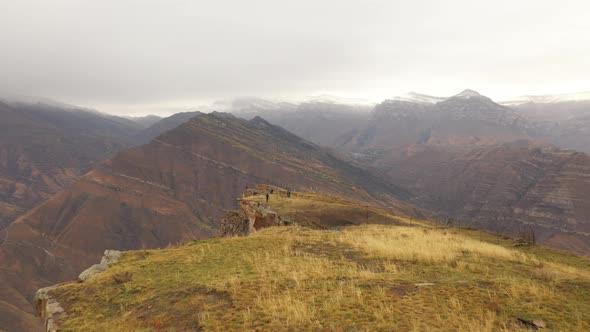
(1, 0, 589, 115)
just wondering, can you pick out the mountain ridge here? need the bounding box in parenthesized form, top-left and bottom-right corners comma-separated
(0, 112, 412, 331)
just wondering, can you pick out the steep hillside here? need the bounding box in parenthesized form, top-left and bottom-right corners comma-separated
(0, 113, 409, 331)
(372, 141, 590, 256)
(0, 101, 143, 230)
(0, 102, 209, 236)
(37, 191, 590, 331)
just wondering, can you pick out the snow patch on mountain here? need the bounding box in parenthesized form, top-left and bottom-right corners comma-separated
(392, 92, 445, 104)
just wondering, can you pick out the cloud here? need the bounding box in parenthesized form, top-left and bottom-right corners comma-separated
(1, 0, 589, 115)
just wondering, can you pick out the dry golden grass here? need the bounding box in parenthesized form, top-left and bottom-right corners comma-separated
(49, 192, 590, 331)
(337, 225, 534, 265)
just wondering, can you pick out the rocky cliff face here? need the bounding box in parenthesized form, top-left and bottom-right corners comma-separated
(220, 186, 304, 237)
(340, 91, 537, 155)
(220, 198, 291, 237)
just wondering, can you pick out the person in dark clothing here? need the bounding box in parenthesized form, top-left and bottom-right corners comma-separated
(270, 189, 274, 194)
(266, 193, 269, 202)
(287, 190, 291, 197)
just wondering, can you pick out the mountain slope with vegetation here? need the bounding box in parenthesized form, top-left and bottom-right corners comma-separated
(0, 101, 143, 229)
(368, 141, 590, 256)
(41, 190, 590, 331)
(0, 113, 410, 331)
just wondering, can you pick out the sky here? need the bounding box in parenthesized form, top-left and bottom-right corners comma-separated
(1, 0, 589, 116)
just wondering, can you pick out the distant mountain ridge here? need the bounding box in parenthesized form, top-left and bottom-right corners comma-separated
(124, 115, 162, 128)
(499, 92, 590, 153)
(339, 89, 536, 153)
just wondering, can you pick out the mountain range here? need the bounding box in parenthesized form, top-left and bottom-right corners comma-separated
(228, 90, 590, 256)
(1, 89, 590, 331)
(0, 101, 204, 232)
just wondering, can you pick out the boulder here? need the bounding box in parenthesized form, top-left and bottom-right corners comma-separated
(101, 249, 123, 265)
(78, 250, 123, 281)
(34, 250, 124, 330)
(78, 263, 109, 281)
(518, 318, 546, 330)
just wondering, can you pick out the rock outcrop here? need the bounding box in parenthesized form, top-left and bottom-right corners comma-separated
(78, 250, 122, 281)
(219, 210, 250, 237)
(34, 250, 123, 331)
(33, 284, 66, 332)
(220, 193, 293, 237)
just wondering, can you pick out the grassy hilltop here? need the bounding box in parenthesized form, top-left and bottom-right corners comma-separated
(46, 191, 590, 331)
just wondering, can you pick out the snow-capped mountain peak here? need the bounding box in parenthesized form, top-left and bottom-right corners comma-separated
(453, 89, 482, 99)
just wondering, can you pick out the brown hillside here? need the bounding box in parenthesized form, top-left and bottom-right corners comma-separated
(0, 101, 145, 231)
(0, 112, 410, 331)
(372, 142, 590, 256)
